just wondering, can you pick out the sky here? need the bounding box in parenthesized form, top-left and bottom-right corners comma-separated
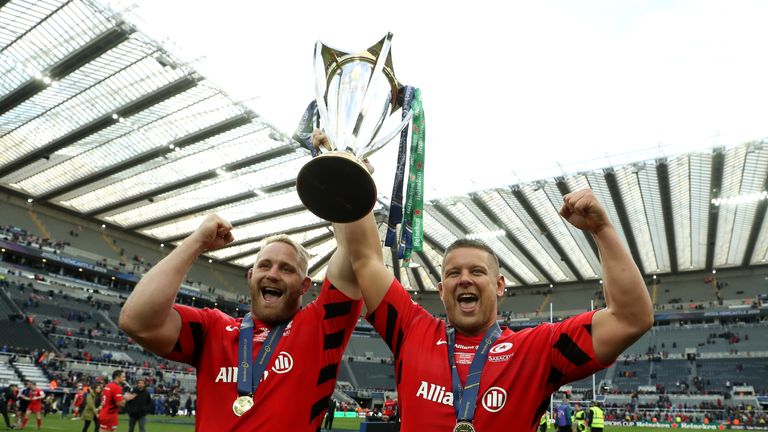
(110, 0, 768, 201)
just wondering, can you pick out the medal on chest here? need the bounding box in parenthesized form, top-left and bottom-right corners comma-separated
(453, 420, 475, 432)
(232, 395, 254, 416)
(232, 315, 288, 417)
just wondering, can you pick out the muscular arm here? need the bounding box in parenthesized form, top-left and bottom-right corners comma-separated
(591, 225, 654, 363)
(560, 189, 654, 364)
(325, 223, 362, 300)
(118, 215, 234, 356)
(344, 213, 393, 311)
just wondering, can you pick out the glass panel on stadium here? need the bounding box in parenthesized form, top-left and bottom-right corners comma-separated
(521, 183, 600, 279)
(714, 143, 768, 267)
(438, 197, 542, 285)
(614, 163, 670, 273)
(478, 189, 573, 282)
(669, 153, 711, 271)
(566, 171, 632, 254)
(106, 152, 308, 229)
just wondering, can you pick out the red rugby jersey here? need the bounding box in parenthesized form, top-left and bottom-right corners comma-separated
(99, 382, 124, 417)
(163, 278, 362, 431)
(26, 388, 44, 412)
(367, 278, 609, 432)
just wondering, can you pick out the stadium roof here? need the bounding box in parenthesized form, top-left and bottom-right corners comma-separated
(1, 0, 767, 292)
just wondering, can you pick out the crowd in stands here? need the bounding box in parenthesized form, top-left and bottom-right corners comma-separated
(603, 399, 767, 426)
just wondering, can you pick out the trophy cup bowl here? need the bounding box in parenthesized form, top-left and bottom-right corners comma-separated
(296, 33, 413, 223)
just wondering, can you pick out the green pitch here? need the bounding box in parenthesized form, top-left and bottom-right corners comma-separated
(9, 415, 690, 431)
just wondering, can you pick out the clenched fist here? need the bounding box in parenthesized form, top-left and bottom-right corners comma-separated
(188, 214, 235, 252)
(559, 189, 612, 235)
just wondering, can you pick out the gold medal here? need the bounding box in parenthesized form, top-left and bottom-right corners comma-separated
(453, 421, 475, 432)
(232, 395, 254, 416)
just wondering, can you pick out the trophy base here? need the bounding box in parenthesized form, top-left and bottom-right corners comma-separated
(296, 151, 377, 223)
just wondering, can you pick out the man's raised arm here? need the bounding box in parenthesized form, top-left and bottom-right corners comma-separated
(560, 189, 654, 364)
(344, 213, 393, 311)
(325, 222, 362, 300)
(118, 214, 234, 355)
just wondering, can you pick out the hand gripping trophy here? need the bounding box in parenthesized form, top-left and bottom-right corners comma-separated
(296, 33, 417, 223)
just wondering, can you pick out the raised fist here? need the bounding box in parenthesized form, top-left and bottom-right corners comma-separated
(559, 189, 612, 235)
(188, 214, 235, 252)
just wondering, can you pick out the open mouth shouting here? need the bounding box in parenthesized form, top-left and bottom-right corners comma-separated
(260, 286, 285, 305)
(457, 292, 479, 313)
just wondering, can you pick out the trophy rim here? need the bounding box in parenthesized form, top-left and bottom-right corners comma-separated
(318, 34, 401, 113)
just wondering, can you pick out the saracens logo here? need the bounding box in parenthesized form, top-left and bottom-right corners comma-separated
(481, 387, 507, 412)
(271, 352, 293, 374)
(490, 342, 513, 354)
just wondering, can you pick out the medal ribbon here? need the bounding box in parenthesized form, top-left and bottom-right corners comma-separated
(398, 88, 425, 263)
(237, 313, 288, 396)
(384, 85, 415, 247)
(446, 322, 502, 422)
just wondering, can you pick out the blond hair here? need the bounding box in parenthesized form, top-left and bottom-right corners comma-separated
(258, 234, 310, 277)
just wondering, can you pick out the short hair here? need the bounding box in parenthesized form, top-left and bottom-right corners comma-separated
(442, 238, 500, 276)
(112, 370, 124, 380)
(258, 234, 310, 277)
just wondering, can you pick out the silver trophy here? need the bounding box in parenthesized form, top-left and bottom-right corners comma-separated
(296, 33, 413, 223)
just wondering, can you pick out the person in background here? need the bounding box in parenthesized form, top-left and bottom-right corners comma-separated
(126, 379, 152, 432)
(323, 398, 336, 431)
(19, 381, 44, 430)
(555, 399, 573, 432)
(98, 370, 134, 431)
(81, 384, 101, 432)
(0, 384, 17, 430)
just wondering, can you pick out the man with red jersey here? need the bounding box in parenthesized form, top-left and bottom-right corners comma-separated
(72, 383, 84, 419)
(20, 382, 44, 430)
(382, 395, 397, 422)
(99, 370, 134, 431)
(119, 214, 363, 431)
(345, 189, 654, 431)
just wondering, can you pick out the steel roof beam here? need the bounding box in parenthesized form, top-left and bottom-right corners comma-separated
(308, 247, 336, 277)
(416, 250, 442, 285)
(470, 194, 555, 284)
(656, 160, 679, 273)
(87, 145, 296, 216)
(0, 27, 133, 117)
(741, 172, 768, 267)
(0, 75, 200, 178)
(603, 168, 646, 275)
(223, 228, 335, 264)
(38, 112, 250, 201)
(510, 187, 584, 282)
(705, 149, 725, 271)
(156, 204, 308, 242)
(430, 205, 527, 285)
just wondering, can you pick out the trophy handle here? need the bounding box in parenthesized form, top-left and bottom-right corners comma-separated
(314, 41, 337, 149)
(358, 109, 413, 161)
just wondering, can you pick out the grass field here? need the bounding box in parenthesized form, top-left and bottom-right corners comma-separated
(2, 414, 722, 431)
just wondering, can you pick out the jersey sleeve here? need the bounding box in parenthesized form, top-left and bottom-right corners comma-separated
(162, 304, 212, 367)
(112, 385, 124, 405)
(365, 278, 433, 359)
(549, 310, 610, 385)
(311, 277, 364, 351)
